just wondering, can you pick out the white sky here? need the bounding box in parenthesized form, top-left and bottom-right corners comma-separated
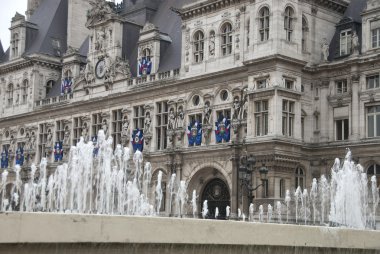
(0, 0, 123, 51)
(0, 1, 27, 50)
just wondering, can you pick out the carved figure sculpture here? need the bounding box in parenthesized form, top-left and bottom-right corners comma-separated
(232, 97, 241, 120)
(144, 112, 152, 134)
(203, 102, 211, 125)
(321, 38, 329, 62)
(168, 108, 176, 130)
(176, 107, 185, 129)
(352, 31, 360, 55)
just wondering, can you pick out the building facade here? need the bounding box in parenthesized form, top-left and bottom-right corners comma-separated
(0, 0, 379, 218)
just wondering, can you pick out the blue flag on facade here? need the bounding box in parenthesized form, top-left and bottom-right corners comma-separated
(61, 77, 73, 95)
(187, 121, 202, 146)
(1, 150, 8, 169)
(132, 129, 144, 152)
(15, 147, 24, 166)
(138, 57, 152, 76)
(215, 116, 230, 143)
(53, 142, 63, 161)
(92, 136, 99, 157)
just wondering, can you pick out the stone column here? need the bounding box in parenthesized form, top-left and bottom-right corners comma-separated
(230, 146, 240, 219)
(351, 74, 360, 140)
(319, 81, 330, 142)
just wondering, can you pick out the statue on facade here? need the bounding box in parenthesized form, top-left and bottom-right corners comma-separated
(321, 38, 329, 62)
(63, 127, 70, 146)
(239, 95, 248, 120)
(9, 137, 16, 154)
(203, 102, 212, 125)
(209, 32, 215, 56)
(102, 119, 108, 135)
(46, 130, 53, 148)
(104, 55, 113, 83)
(176, 106, 185, 129)
(82, 124, 89, 142)
(121, 116, 130, 137)
(30, 133, 36, 150)
(87, 0, 114, 26)
(144, 112, 152, 135)
(232, 97, 241, 120)
(95, 29, 107, 52)
(113, 56, 131, 79)
(352, 31, 360, 55)
(84, 61, 95, 85)
(168, 108, 176, 130)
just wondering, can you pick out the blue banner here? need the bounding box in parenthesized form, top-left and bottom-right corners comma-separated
(61, 77, 73, 95)
(187, 121, 202, 146)
(138, 57, 152, 76)
(54, 142, 63, 161)
(1, 150, 8, 169)
(215, 116, 230, 143)
(132, 129, 144, 152)
(92, 136, 99, 157)
(15, 147, 24, 166)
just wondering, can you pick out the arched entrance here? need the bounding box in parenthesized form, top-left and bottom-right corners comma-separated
(201, 178, 230, 220)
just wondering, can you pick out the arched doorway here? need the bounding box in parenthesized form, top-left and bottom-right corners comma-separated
(201, 178, 230, 220)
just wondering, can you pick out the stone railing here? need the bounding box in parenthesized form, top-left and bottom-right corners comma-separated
(128, 69, 180, 86)
(35, 93, 74, 107)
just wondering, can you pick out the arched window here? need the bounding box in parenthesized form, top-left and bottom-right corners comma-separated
(193, 31, 204, 63)
(139, 48, 152, 76)
(367, 164, 380, 188)
(302, 16, 309, 51)
(7, 84, 14, 107)
(295, 167, 304, 190)
(284, 7, 294, 41)
(259, 7, 270, 41)
(279, 178, 285, 198)
(143, 48, 151, 58)
(221, 22, 233, 56)
(46, 80, 55, 96)
(22, 80, 28, 104)
(12, 33, 19, 57)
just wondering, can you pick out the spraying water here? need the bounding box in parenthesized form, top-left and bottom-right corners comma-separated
(191, 190, 197, 218)
(267, 204, 273, 223)
(276, 201, 282, 223)
(249, 203, 254, 222)
(310, 178, 318, 225)
(202, 200, 208, 219)
(258, 205, 264, 223)
(215, 207, 219, 219)
(285, 190, 291, 224)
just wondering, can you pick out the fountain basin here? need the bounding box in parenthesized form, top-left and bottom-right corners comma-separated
(0, 213, 379, 253)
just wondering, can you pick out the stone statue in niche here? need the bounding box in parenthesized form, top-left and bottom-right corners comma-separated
(203, 102, 212, 125)
(87, 0, 114, 26)
(95, 29, 106, 51)
(232, 97, 241, 120)
(121, 116, 130, 137)
(46, 130, 53, 148)
(144, 112, 152, 135)
(168, 108, 176, 130)
(63, 127, 70, 146)
(102, 119, 108, 135)
(321, 38, 329, 62)
(30, 133, 36, 150)
(84, 61, 95, 85)
(209, 32, 215, 56)
(176, 107, 185, 129)
(104, 55, 113, 83)
(352, 31, 360, 55)
(239, 95, 248, 120)
(113, 56, 131, 78)
(82, 124, 89, 142)
(9, 137, 16, 154)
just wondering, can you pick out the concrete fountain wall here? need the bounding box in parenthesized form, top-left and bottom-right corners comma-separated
(0, 213, 379, 254)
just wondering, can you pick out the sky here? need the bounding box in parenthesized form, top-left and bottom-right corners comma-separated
(0, 0, 27, 50)
(0, 0, 123, 51)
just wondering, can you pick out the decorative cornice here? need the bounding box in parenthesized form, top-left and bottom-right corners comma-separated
(301, 0, 348, 14)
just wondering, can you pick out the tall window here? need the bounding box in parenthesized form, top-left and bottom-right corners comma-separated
(92, 113, 103, 137)
(193, 31, 204, 63)
(255, 100, 268, 136)
(367, 105, 380, 138)
(282, 100, 294, 136)
(371, 20, 380, 49)
(301, 116, 305, 141)
(11, 33, 19, 57)
(246, 19, 250, 47)
(285, 79, 294, 90)
(216, 109, 231, 121)
(38, 124, 50, 161)
(284, 7, 294, 41)
(73, 117, 84, 145)
(336, 80, 348, 94)
(221, 22, 233, 56)
(259, 7, 270, 41)
(340, 29, 352, 56)
(367, 164, 380, 188)
(367, 75, 380, 89)
(302, 16, 309, 51)
(156, 101, 168, 150)
(133, 106, 145, 129)
(295, 168, 304, 190)
(189, 114, 202, 124)
(46, 80, 55, 96)
(56, 120, 65, 143)
(336, 119, 349, 141)
(112, 109, 123, 148)
(262, 179, 269, 198)
(279, 179, 285, 198)
(21, 80, 28, 104)
(7, 84, 14, 107)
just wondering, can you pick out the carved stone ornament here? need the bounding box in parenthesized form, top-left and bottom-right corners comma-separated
(86, 0, 115, 27)
(321, 38, 329, 62)
(142, 22, 157, 32)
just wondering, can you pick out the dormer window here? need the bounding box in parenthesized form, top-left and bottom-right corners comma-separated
(221, 22, 233, 56)
(193, 31, 204, 63)
(336, 80, 348, 94)
(259, 7, 270, 41)
(11, 33, 19, 57)
(138, 48, 152, 76)
(21, 80, 28, 104)
(371, 20, 380, 49)
(284, 7, 294, 41)
(340, 29, 352, 56)
(285, 79, 294, 90)
(7, 84, 14, 107)
(46, 80, 55, 96)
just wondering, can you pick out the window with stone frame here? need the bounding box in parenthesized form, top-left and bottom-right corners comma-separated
(92, 113, 103, 138)
(295, 167, 304, 190)
(285, 79, 294, 90)
(366, 74, 380, 89)
(46, 80, 55, 96)
(259, 7, 270, 41)
(282, 100, 294, 136)
(246, 18, 250, 47)
(193, 30, 204, 63)
(2, 144, 10, 154)
(255, 100, 268, 136)
(38, 124, 50, 161)
(73, 117, 84, 146)
(257, 79, 266, 89)
(284, 6, 294, 42)
(189, 113, 202, 124)
(216, 109, 231, 121)
(371, 20, 380, 49)
(367, 105, 380, 138)
(56, 120, 65, 143)
(11, 33, 19, 57)
(335, 119, 349, 141)
(262, 179, 269, 198)
(21, 80, 28, 104)
(112, 109, 123, 149)
(133, 105, 145, 130)
(302, 16, 309, 52)
(336, 80, 348, 94)
(340, 29, 352, 56)
(367, 164, 380, 188)
(7, 84, 14, 107)
(279, 178, 285, 198)
(156, 101, 168, 151)
(221, 22, 233, 56)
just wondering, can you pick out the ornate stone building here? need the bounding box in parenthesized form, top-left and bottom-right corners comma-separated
(0, 0, 379, 218)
